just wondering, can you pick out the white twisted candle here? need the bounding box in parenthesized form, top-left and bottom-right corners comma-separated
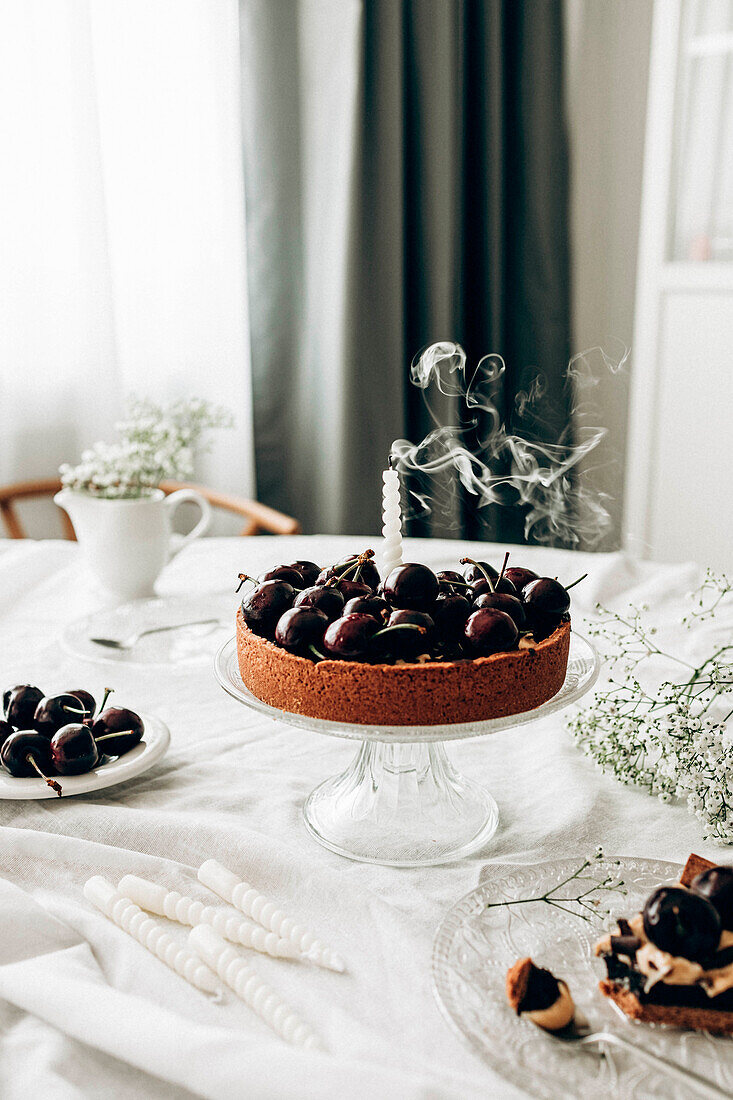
(189, 925, 324, 1050)
(380, 466, 403, 581)
(84, 876, 219, 995)
(118, 874, 299, 960)
(198, 859, 345, 973)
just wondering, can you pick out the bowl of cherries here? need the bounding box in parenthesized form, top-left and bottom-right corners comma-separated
(238, 550, 586, 664)
(0, 685, 159, 798)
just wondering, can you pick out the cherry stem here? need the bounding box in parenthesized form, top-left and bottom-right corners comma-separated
(63, 704, 87, 716)
(564, 573, 588, 592)
(96, 687, 114, 718)
(339, 549, 375, 583)
(236, 573, 256, 593)
(26, 753, 62, 796)
(460, 558, 495, 593)
(372, 623, 427, 639)
(308, 644, 327, 662)
(497, 551, 510, 587)
(94, 730, 134, 743)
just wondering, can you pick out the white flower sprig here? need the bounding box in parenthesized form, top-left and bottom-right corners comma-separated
(60, 396, 233, 499)
(485, 850, 625, 923)
(568, 573, 733, 842)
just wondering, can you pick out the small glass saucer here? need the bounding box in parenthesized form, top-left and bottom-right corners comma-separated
(62, 595, 235, 667)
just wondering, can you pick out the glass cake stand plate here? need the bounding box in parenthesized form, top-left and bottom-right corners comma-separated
(433, 856, 733, 1099)
(214, 632, 599, 866)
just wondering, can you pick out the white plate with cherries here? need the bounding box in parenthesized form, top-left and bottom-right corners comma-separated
(0, 685, 170, 799)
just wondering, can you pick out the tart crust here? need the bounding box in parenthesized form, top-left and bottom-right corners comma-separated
(235, 610, 571, 726)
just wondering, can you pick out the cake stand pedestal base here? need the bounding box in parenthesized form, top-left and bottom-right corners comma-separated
(303, 740, 499, 867)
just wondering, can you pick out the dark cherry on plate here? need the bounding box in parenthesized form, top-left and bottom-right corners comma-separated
(0, 720, 14, 751)
(642, 885, 721, 960)
(464, 609, 519, 656)
(274, 607, 328, 655)
(432, 593, 472, 640)
(286, 560, 321, 587)
(3, 684, 44, 729)
(436, 570, 468, 592)
(1, 730, 57, 780)
(691, 866, 733, 931)
(261, 565, 304, 587)
(50, 723, 99, 775)
(383, 563, 439, 611)
(294, 584, 345, 622)
(67, 689, 96, 719)
(33, 693, 89, 737)
(504, 566, 538, 591)
(342, 595, 390, 622)
(472, 592, 527, 629)
(241, 580, 295, 637)
(323, 614, 379, 661)
(91, 707, 145, 757)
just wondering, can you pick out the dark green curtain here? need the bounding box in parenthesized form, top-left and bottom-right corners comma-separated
(240, 0, 570, 541)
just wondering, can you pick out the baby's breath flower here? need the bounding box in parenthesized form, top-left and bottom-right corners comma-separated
(60, 397, 232, 499)
(570, 575, 733, 843)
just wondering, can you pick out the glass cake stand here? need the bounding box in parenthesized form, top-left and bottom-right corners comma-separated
(214, 633, 600, 867)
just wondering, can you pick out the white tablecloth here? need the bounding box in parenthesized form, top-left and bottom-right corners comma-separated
(0, 534, 726, 1100)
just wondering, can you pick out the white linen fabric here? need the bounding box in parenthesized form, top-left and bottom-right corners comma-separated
(0, 534, 728, 1100)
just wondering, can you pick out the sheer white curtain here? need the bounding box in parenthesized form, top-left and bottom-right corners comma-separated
(0, 0, 255, 530)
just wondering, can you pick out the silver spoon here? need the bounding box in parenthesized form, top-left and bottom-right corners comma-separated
(546, 1010, 732, 1099)
(90, 619, 225, 651)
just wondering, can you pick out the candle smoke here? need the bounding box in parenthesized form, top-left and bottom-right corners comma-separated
(390, 341, 628, 548)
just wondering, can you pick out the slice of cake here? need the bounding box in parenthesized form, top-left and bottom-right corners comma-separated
(596, 854, 733, 1034)
(506, 957, 576, 1031)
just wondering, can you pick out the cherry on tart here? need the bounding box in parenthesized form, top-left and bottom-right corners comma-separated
(383, 563, 439, 611)
(241, 580, 295, 638)
(274, 607, 328, 657)
(286, 560, 321, 587)
(504, 566, 538, 591)
(691, 866, 733, 931)
(473, 591, 527, 629)
(464, 609, 519, 656)
(462, 560, 498, 584)
(522, 577, 571, 618)
(1, 730, 62, 795)
(337, 579, 373, 600)
(372, 610, 435, 661)
(262, 565, 304, 587)
(317, 553, 380, 591)
(294, 584, 345, 622)
(3, 685, 44, 729)
(342, 595, 390, 622)
(642, 886, 721, 961)
(323, 614, 379, 661)
(33, 693, 89, 737)
(432, 593, 472, 639)
(91, 707, 145, 757)
(50, 723, 99, 775)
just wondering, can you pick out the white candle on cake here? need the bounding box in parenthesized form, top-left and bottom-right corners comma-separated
(380, 458, 404, 581)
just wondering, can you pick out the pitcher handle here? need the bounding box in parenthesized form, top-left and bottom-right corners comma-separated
(164, 489, 211, 556)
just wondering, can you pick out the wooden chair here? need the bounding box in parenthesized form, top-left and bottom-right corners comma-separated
(0, 478, 301, 539)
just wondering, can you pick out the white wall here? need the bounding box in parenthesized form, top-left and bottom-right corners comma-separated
(564, 0, 654, 549)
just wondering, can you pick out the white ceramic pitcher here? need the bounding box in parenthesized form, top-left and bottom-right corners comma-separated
(55, 488, 211, 600)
